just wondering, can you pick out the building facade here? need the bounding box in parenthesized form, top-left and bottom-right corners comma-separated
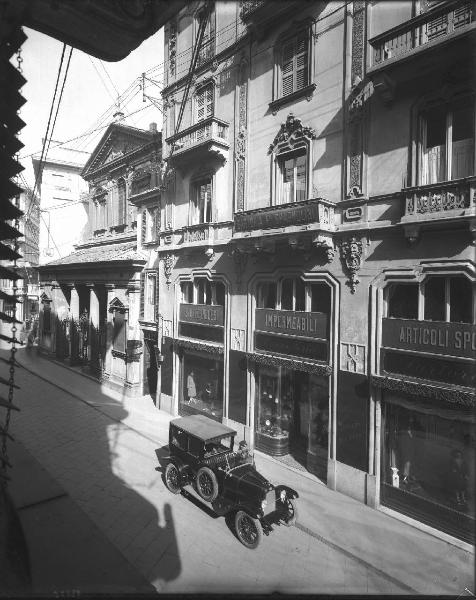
(0, 188, 40, 346)
(150, 0, 475, 545)
(32, 143, 90, 264)
(37, 122, 162, 397)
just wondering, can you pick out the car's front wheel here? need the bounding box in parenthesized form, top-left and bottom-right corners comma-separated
(282, 498, 298, 527)
(196, 466, 219, 502)
(165, 462, 182, 494)
(235, 510, 263, 550)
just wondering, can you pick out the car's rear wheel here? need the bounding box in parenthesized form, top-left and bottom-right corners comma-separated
(165, 462, 182, 494)
(282, 498, 298, 527)
(196, 466, 219, 502)
(235, 510, 263, 549)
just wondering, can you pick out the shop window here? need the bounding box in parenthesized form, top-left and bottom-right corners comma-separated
(195, 83, 214, 123)
(255, 365, 329, 477)
(381, 395, 475, 542)
(181, 281, 193, 303)
(424, 276, 473, 323)
(258, 278, 330, 313)
(191, 178, 212, 224)
(420, 96, 475, 185)
(279, 31, 310, 98)
(257, 282, 277, 309)
(310, 283, 331, 314)
(180, 353, 224, 422)
(424, 277, 445, 321)
(450, 277, 472, 324)
(387, 283, 419, 319)
(196, 278, 212, 305)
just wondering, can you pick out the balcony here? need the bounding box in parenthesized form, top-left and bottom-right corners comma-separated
(401, 177, 476, 241)
(166, 117, 230, 168)
(239, 0, 297, 28)
(240, 0, 266, 21)
(159, 221, 234, 251)
(368, 1, 474, 88)
(232, 198, 336, 256)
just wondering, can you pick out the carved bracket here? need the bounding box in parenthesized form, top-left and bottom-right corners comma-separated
(163, 253, 175, 288)
(403, 223, 420, 245)
(312, 233, 335, 263)
(339, 236, 364, 293)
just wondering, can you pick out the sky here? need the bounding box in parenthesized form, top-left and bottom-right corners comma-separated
(18, 26, 165, 188)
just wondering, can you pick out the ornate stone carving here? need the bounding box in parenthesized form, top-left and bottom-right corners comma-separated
(313, 233, 335, 263)
(163, 253, 174, 288)
(231, 328, 246, 351)
(372, 375, 475, 408)
(268, 113, 316, 154)
(168, 21, 177, 77)
(246, 352, 332, 377)
(340, 342, 366, 374)
(351, 1, 365, 83)
(235, 59, 248, 212)
(175, 338, 224, 355)
(163, 319, 173, 338)
(340, 236, 363, 293)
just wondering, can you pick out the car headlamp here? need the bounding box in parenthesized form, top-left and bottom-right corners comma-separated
(261, 499, 267, 510)
(280, 490, 287, 502)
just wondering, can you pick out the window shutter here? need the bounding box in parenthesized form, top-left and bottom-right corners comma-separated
(197, 89, 205, 121)
(155, 272, 159, 321)
(205, 85, 213, 118)
(139, 271, 145, 319)
(281, 40, 294, 96)
(295, 34, 308, 91)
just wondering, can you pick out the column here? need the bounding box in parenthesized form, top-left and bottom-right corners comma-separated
(103, 284, 115, 377)
(87, 283, 99, 374)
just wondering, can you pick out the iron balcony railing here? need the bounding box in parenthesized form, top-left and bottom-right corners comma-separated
(403, 177, 474, 217)
(370, 0, 474, 66)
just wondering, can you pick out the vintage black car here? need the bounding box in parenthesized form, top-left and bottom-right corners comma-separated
(164, 414, 298, 549)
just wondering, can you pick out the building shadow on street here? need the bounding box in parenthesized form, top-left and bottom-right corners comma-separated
(2, 347, 182, 594)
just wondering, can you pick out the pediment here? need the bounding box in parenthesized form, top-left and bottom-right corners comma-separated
(108, 296, 127, 312)
(82, 123, 153, 178)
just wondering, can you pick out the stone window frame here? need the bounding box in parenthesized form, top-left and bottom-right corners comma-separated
(269, 114, 315, 206)
(269, 19, 317, 113)
(188, 168, 215, 225)
(410, 88, 475, 187)
(109, 297, 128, 356)
(193, 2, 216, 68)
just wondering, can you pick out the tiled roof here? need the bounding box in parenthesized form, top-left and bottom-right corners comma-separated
(43, 241, 146, 267)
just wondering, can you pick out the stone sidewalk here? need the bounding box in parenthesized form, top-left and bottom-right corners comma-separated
(6, 347, 476, 595)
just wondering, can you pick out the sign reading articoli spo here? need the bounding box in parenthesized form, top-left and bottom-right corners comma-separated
(382, 318, 476, 359)
(180, 303, 224, 327)
(255, 308, 328, 339)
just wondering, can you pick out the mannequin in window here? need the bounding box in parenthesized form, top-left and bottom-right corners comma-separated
(187, 369, 197, 403)
(448, 449, 469, 506)
(399, 415, 416, 485)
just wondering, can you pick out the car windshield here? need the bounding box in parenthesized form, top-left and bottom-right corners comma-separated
(204, 435, 233, 457)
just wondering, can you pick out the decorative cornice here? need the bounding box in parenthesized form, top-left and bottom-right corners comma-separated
(268, 113, 317, 155)
(246, 352, 332, 376)
(372, 375, 475, 408)
(175, 338, 224, 355)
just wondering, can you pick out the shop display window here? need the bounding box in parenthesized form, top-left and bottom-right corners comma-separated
(180, 353, 223, 422)
(382, 395, 475, 529)
(255, 366, 329, 472)
(387, 283, 419, 319)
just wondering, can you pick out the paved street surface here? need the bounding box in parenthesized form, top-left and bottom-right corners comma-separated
(2, 347, 475, 596)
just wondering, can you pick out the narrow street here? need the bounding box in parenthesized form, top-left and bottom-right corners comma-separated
(4, 348, 473, 596)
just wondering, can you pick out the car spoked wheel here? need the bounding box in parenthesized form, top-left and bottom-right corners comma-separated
(235, 510, 263, 549)
(196, 466, 219, 502)
(282, 498, 298, 527)
(165, 462, 182, 494)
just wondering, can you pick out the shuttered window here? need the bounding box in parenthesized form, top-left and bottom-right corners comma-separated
(117, 179, 127, 225)
(280, 33, 309, 97)
(196, 84, 214, 122)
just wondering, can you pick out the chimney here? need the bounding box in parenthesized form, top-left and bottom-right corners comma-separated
(113, 110, 125, 122)
(149, 122, 158, 133)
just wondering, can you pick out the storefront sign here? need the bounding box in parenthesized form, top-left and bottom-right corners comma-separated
(255, 332, 328, 362)
(180, 303, 224, 327)
(234, 200, 320, 232)
(255, 309, 327, 339)
(382, 318, 476, 359)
